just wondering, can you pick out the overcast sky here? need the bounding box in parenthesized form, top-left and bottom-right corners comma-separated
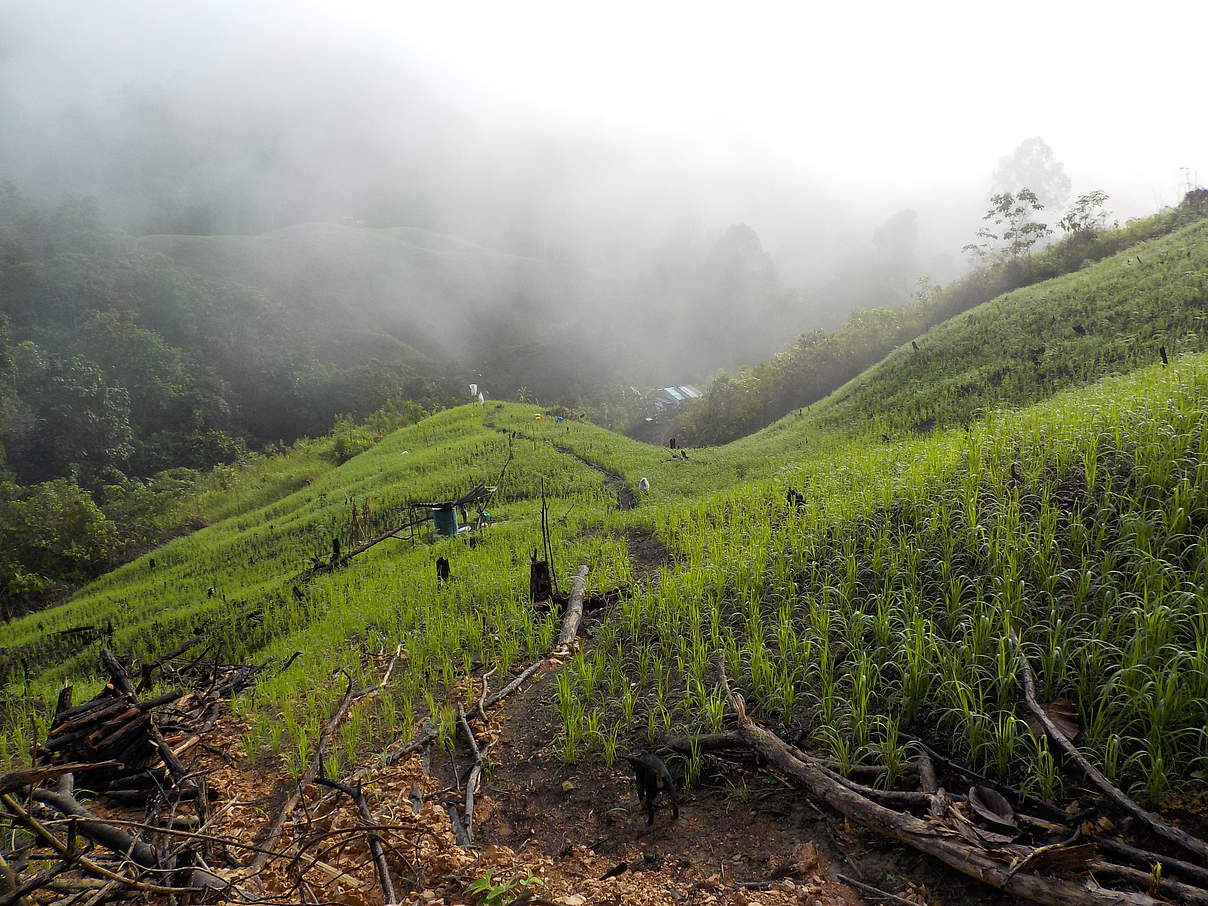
(2, 0, 1205, 250)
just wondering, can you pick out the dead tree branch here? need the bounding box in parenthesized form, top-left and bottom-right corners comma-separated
(715, 652, 1181, 906)
(1013, 632, 1208, 865)
(313, 778, 396, 905)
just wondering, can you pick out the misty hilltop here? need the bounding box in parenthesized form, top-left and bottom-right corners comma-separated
(138, 215, 820, 399)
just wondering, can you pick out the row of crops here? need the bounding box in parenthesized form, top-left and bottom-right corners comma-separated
(555, 358, 1208, 803)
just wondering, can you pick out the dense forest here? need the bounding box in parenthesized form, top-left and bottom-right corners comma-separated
(0, 187, 453, 611)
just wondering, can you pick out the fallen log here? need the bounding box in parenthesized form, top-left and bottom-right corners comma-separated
(305, 512, 432, 578)
(715, 654, 1172, 906)
(31, 790, 158, 868)
(551, 565, 590, 657)
(1013, 632, 1208, 864)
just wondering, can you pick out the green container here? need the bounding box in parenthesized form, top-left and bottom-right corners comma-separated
(431, 505, 459, 536)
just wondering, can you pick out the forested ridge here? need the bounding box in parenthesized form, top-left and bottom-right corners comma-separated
(0, 187, 453, 612)
(676, 189, 1208, 444)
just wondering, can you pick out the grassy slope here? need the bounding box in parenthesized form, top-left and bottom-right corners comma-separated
(811, 218, 1208, 434)
(5, 224, 1208, 804)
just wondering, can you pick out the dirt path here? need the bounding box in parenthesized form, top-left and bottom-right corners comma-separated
(457, 421, 1019, 904)
(545, 437, 637, 510)
(433, 650, 864, 906)
(488, 423, 637, 510)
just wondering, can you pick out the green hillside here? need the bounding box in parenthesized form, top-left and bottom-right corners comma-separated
(812, 218, 1208, 436)
(5, 225, 1208, 818)
(676, 196, 1208, 444)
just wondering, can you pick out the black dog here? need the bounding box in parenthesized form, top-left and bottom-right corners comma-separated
(623, 752, 679, 825)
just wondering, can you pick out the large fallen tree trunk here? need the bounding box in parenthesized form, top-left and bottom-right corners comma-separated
(714, 654, 1175, 906)
(31, 789, 158, 867)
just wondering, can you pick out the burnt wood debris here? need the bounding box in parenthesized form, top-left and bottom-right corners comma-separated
(712, 651, 1208, 906)
(0, 646, 300, 904)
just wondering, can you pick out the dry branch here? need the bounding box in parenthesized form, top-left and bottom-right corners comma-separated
(715, 653, 1176, 906)
(551, 564, 590, 657)
(314, 778, 396, 905)
(98, 650, 190, 786)
(1013, 632, 1208, 865)
(0, 794, 187, 896)
(456, 704, 484, 845)
(251, 671, 357, 869)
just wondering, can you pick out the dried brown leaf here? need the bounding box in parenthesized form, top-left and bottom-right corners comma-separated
(968, 785, 1018, 831)
(1023, 698, 1080, 740)
(1026, 842, 1097, 878)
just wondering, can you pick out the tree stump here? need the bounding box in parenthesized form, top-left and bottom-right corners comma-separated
(529, 554, 553, 604)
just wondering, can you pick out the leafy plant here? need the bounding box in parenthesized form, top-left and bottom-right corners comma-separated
(466, 870, 544, 906)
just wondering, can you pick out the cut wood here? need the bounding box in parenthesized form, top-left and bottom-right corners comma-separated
(98, 650, 189, 785)
(1013, 632, 1208, 864)
(551, 564, 590, 656)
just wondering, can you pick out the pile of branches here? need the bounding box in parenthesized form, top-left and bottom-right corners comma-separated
(700, 641, 1208, 906)
(0, 646, 284, 906)
(0, 563, 604, 906)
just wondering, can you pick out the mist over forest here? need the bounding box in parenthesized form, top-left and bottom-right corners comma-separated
(4, 2, 1202, 387)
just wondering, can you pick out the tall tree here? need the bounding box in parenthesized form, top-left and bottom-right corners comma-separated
(4, 345, 133, 484)
(963, 189, 1052, 262)
(993, 137, 1072, 210)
